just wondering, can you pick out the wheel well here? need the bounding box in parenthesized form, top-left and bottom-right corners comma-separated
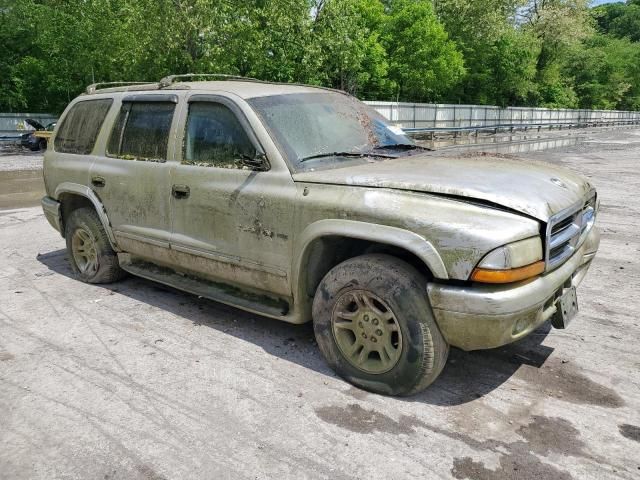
(303, 236, 433, 300)
(58, 193, 95, 233)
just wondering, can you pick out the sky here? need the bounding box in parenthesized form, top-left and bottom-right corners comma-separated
(591, 0, 624, 5)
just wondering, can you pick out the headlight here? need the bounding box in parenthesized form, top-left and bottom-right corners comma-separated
(471, 236, 544, 284)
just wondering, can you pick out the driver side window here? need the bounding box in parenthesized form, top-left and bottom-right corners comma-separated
(183, 102, 255, 169)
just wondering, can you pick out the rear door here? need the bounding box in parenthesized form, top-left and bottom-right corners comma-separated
(168, 94, 297, 298)
(89, 94, 180, 260)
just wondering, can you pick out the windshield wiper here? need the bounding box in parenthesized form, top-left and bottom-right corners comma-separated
(299, 151, 397, 163)
(372, 144, 433, 152)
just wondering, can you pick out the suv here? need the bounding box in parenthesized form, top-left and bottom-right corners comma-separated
(41, 75, 600, 396)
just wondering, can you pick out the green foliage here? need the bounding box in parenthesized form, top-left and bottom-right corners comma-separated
(595, 1, 640, 42)
(0, 0, 637, 112)
(568, 34, 640, 110)
(435, 1, 538, 106)
(383, 0, 465, 102)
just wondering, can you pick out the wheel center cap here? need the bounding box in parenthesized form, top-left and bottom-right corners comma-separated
(357, 312, 383, 343)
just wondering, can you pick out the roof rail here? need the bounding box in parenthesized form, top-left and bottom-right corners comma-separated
(157, 73, 351, 97)
(85, 81, 156, 94)
(159, 74, 260, 88)
(85, 74, 352, 96)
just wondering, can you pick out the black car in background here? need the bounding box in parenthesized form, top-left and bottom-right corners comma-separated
(20, 119, 56, 151)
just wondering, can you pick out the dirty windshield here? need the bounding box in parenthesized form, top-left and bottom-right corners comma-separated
(248, 92, 416, 171)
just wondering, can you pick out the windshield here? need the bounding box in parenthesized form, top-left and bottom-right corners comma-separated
(248, 92, 416, 171)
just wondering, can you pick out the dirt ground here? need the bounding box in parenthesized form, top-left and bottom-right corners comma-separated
(1, 129, 639, 479)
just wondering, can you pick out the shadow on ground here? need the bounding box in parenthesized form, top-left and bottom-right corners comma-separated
(37, 248, 553, 406)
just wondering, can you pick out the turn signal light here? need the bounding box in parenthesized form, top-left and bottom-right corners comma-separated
(471, 261, 545, 284)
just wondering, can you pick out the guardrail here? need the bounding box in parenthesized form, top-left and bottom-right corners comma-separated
(365, 101, 640, 133)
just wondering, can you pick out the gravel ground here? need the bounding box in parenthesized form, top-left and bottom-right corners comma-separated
(0, 145, 43, 172)
(1, 129, 639, 479)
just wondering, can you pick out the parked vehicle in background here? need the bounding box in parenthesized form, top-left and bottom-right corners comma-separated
(20, 119, 56, 151)
(40, 75, 600, 396)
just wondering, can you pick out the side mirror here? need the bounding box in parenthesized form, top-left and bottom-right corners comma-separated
(241, 151, 270, 171)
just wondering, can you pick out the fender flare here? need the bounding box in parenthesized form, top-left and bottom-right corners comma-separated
(292, 219, 448, 292)
(54, 182, 120, 251)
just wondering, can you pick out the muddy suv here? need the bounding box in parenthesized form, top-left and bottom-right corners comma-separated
(41, 75, 600, 396)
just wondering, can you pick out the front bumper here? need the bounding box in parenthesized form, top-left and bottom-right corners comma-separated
(427, 226, 600, 351)
(41, 196, 62, 233)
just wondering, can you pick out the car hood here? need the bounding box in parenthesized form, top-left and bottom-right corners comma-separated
(292, 154, 594, 222)
(24, 118, 45, 130)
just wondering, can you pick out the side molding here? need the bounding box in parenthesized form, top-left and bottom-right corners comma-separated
(54, 182, 120, 251)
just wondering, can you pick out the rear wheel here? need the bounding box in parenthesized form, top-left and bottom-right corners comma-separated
(65, 207, 126, 284)
(313, 254, 449, 396)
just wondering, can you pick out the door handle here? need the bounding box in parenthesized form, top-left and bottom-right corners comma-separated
(91, 176, 106, 188)
(172, 184, 190, 199)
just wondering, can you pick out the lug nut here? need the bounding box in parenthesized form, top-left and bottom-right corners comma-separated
(363, 315, 369, 322)
(376, 329, 383, 336)
(372, 318, 379, 325)
(371, 337, 377, 343)
(358, 321, 363, 328)
(362, 333, 367, 339)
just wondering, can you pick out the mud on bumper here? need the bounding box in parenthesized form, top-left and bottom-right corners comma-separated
(427, 227, 600, 351)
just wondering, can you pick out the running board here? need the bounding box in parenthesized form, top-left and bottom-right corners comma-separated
(118, 255, 290, 319)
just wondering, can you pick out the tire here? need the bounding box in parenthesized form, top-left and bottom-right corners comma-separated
(64, 207, 126, 284)
(313, 254, 449, 396)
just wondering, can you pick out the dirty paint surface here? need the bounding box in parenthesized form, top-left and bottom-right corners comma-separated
(39, 84, 601, 339)
(292, 153, 593, 222)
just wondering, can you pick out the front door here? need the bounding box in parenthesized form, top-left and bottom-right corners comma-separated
(90, 94, 180, 260)
(169, 96, 296, 298)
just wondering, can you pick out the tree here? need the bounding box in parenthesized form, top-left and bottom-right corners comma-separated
(435, 0, 538, 106)
(595, 0, 640, 42)
(568, 34, 640, 109)
(519, 0, 594, 107)
(383, 0, 465, 102)
(0, 0, 638, 112)
(310, 0, 391, 96)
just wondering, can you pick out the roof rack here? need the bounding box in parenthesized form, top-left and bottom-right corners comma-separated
(86, 81, 156, 94)
(159, 74, 260, 88)
(85, 74, 351, 97)
(157, 73, 350, 96)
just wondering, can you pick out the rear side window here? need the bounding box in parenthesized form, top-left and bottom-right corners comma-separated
(54, 99, 112, 154)
(107, 101, 175, 161)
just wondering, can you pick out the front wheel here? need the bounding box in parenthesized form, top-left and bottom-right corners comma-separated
(313, 254, 449, 396)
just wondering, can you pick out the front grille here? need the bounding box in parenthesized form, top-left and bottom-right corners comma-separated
(545, 193, 596, 271)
